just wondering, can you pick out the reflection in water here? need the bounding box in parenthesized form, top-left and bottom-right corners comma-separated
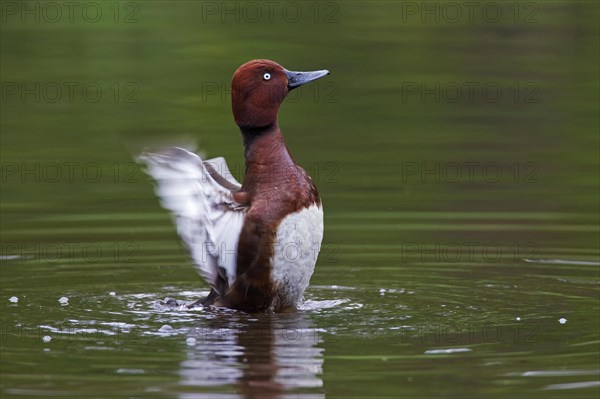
(179, 312, 324, 399)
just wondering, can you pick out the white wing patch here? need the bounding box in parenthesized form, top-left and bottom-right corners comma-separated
(138, 147, 246, 292)
(271, 204, 324, 308)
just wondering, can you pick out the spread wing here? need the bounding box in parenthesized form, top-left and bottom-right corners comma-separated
(138, 147, 247, 294)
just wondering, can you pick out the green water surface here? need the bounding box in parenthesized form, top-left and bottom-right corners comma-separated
(1, 1, 599, 398)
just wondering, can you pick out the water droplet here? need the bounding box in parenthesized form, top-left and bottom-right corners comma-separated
(9, 296, 18, 303)
(109, 292, 116, 296)
(159, 325, 173, 333)
(516, 317, 521, 321)
(42, 335, 52, 343)
(559, 317, 567, 324)
(186, 337, 196, 346)
(59, 297, 69, 305)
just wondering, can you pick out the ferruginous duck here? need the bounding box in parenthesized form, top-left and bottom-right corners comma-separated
(140, 59, 330, 313)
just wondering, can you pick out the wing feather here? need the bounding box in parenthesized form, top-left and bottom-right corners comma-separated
(138, 147, 246, 293)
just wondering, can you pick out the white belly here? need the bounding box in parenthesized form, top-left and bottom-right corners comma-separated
(271, 204, 324, 308)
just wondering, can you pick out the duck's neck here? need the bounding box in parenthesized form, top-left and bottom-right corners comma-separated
(239, 122, 278, 148)
(239, 123, 295, 190)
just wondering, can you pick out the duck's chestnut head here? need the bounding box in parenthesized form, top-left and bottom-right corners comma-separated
(231, 59, 329, 130)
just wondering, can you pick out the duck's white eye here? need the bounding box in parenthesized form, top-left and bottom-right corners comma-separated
(263, 73, 271, 80)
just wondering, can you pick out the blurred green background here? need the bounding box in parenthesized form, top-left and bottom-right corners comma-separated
(1, 1, 599, 398)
